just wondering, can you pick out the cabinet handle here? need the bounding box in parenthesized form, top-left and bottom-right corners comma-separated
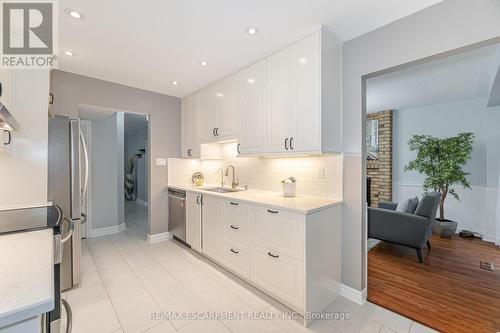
(237, 143, 241, 154)
(187, 148, 192, 157)
(230, 202, 238, 206)
(230, 225, 239, 230)
(230, 248, 239, 254)
(290, 137, 294, 150)
(267, 209, 278, 214)
(284, 137, 289, 150)
(200, 195, 204, 205)
(196, 195, 200, 205)
(268, 251, 279, 258)
(3, 131, 11, 145)
(216, 128, 219, 136)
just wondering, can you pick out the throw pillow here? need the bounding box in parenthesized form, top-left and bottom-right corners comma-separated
(407, 196, 419, 214)
(396, 199, 410, 213)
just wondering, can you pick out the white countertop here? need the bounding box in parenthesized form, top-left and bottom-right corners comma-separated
(0, 202, 53, 212)
(169, 184, 342, 214)
(0, 228, 54, 328)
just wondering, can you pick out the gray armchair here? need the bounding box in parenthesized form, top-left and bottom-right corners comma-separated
(368, 192, 441, 263)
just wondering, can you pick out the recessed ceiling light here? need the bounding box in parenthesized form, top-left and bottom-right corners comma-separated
(247, 27, 258, 35)
(171, 81, 179, 86)
(65, 8, 85, 20)
(64, 50, 75, 56)
(247, 78, 255, 84)
(200, 61, 208, 66)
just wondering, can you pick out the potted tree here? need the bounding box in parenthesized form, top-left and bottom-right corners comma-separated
(404, 132, 474, 238)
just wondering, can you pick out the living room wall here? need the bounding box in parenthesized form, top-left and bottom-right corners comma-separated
(392, 97, 500, 241)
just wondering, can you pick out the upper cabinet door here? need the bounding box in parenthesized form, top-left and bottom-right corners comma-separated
(266, 48, 291, 153)
(181, 95, 199, 158)
(239, 60, 266, 155)
(216, 75, 239, 138)
(290, 32, 321, 152)
(198, 87, 218, 142)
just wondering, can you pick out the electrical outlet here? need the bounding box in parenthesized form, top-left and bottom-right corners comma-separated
(155, 158, 167, 166)
(480, 261, 495, 271)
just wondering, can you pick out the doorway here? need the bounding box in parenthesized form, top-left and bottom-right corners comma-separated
(124, 113, 149, 233)
(78, 105, 150, 240)
(364, 42, 500, 333)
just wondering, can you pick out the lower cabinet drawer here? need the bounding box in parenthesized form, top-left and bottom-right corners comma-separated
(250, 244, 304, 311)
(223, 242, 250, 279)
(224, 223, 249, 248)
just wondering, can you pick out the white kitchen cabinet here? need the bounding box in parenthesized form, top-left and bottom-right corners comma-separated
(181, 95, 200, 158)
(195, 75, 240, 143)
(251, 243, 303, 311)
(290, 32, 321, 152)
(182, 28, 340, 156)
(201, 195, 223, 261)
(180, 189, 342, 325)
(250, 206, 304, 261)
(239, 60, 267, 155)
(265, 29, 342, 154)
(185, 192, 202, 252)
(197, 86, 218, 142)
(222, 199, 249, 248)
(222, 241, 250, 279)
(266, 47, 291, 153)
(215, 75, 239, 138)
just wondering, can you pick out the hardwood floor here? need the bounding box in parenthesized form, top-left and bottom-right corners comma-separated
(368, 235, 500, 333)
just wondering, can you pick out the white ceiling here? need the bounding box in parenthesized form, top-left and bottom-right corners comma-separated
(366, 44, 500, 113)
(58, 0, 442, 98)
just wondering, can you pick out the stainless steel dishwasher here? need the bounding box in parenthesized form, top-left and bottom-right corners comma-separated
(168, 188, 186, 242)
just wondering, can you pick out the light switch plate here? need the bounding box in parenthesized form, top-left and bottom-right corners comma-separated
(155, 158, 167, 166)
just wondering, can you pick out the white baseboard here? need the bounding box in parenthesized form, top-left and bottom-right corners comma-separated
(147, 232, 173, 244)
(136, 198, 148, 207)
(89, 223, 126, 238)
(340, 284, 367, 305)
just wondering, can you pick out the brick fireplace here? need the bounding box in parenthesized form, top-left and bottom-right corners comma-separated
(367, 110, 393, 207)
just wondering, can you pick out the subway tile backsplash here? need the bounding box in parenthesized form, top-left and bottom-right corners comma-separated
(168, 154, 343, 199)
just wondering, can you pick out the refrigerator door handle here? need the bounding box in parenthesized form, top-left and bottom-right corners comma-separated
(80, 130, 89, 203)
(61, 217, 74, 244)
(69, 119, 81, 220)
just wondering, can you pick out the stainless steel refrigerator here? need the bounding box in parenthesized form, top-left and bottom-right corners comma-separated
(48, 114, 89, 291)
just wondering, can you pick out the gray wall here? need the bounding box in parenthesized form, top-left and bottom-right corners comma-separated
(341, 0, 500, 291)
(50, 70, 181, 235)
(393, 97, 488, 187)
(90, 112, 124, 229)
(486, 105, 500, 187)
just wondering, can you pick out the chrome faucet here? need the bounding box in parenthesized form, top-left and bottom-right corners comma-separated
(225, 165, 238, 189)
(217, 168, 224, 188)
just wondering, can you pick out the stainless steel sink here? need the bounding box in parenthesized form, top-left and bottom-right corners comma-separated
(202, 187, 244, 193)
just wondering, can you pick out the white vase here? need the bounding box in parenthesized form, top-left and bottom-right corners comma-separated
(282, 182, 296, 197)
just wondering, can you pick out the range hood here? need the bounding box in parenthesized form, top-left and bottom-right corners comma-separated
(0, 102, 19, 131)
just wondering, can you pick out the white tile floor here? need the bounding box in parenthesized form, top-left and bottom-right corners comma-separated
(62, 202, 439, 333)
